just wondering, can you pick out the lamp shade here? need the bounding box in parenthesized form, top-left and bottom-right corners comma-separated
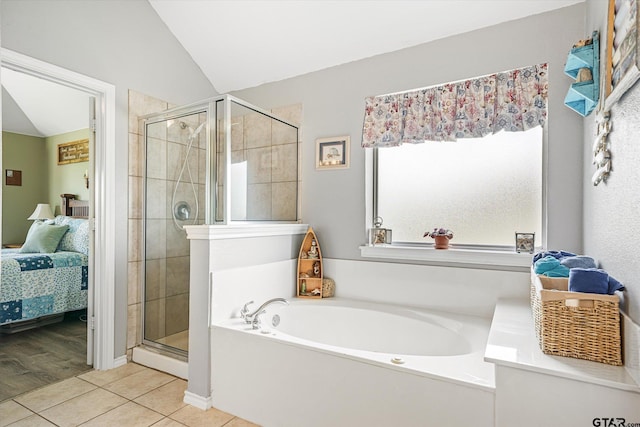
(28, 203, 55, 220)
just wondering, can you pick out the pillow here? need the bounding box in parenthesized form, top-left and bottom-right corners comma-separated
(20, 222, 69, 254)
(54, 215, 89, 255)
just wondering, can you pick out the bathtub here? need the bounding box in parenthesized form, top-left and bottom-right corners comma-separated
(211, 298, 496, 427)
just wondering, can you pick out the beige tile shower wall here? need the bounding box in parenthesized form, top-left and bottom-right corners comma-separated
(271, 104, 302, 220)
(229, 104, 302, 221)
(217, 103, 302, 221)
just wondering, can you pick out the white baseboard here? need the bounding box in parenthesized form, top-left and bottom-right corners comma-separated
(183, 390, 212, 410)
(113, 355, 128, 368)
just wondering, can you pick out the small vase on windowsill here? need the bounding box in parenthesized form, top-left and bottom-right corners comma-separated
(433, 235, 450, 249)
(424, 228, 453, 250)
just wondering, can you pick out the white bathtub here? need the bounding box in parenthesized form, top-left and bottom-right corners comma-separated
(211, 298, 496, 427)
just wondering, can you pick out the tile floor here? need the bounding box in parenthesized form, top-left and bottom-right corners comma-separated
(0, 363, 258, 427)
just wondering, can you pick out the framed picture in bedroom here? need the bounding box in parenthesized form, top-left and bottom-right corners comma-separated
(605, 0, 640, 110)
(316, 136, 350, 170)
(58, 139, 89, 165)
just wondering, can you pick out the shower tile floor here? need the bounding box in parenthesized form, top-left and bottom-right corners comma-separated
(0, 363, 258, 427)
(156, 330, 189, 352)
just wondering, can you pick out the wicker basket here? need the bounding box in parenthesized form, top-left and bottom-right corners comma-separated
(530, 269, 622, 366)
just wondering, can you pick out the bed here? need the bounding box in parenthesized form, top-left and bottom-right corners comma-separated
(0, 198, 89, 332)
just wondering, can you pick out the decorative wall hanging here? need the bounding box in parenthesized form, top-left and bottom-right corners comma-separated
(57, 139, 89, 165)
(316, 136, 350, 169)
(604, 0, 640, 110)
(563, 31, 600, 116)
(592, 110, 612, 185)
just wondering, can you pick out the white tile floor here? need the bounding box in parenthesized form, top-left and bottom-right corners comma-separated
(0, 363, 258, 427)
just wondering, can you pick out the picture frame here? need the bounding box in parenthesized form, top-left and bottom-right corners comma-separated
(604, 0, 640, 110)
(316, 136, 350, 170)
(58, 139, 90, 165)
(515, 232, 535, 254)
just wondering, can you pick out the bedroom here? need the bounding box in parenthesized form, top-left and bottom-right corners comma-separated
(1, 69, 93, 400)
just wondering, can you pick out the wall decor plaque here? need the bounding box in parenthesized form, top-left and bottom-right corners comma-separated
(58, 139, 89, 165)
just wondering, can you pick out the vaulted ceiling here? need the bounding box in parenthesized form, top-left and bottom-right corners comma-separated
(2, 0, 584, 137)
(149, 0, 584, 93)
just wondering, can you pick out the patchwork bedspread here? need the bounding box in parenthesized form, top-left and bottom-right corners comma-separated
(0, 249, 88, 325)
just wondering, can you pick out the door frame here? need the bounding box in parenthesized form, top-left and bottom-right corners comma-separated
(1, 48, 117, 370)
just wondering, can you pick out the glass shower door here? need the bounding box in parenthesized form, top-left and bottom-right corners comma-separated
(143, 111, 207, 355)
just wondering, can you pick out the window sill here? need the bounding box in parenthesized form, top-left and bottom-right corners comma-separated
(359, 244, 533, 270)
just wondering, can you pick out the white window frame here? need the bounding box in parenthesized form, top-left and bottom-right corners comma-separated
(360, 127, 548, 270)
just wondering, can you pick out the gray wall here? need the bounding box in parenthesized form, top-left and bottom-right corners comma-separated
(233, 4, 586, 261)
(1, 0, 216, 358)
(585, 0, 640, 324)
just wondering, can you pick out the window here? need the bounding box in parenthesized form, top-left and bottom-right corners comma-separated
(375, 126, 543, 248)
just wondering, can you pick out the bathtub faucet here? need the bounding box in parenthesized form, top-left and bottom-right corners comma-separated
(241, 298, 289, 329)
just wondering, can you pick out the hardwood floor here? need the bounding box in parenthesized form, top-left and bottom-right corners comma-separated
(0, 310, 91, 402)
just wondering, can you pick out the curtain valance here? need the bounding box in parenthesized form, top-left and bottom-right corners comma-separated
(361, 63, 548, 147)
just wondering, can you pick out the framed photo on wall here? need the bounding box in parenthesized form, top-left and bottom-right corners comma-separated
(316, 136, 350, 170)
(605, 0, 640, 110)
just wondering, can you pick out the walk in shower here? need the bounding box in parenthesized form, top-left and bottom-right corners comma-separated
(141, 95, 299, 356)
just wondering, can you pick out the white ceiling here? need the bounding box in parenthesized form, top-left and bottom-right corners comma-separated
(149, 0, 584, 94)
(2, 68, 90, 138)
(2, 0, 584, 137)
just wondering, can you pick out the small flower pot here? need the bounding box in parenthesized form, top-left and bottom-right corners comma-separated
(433, 235, 450, 249)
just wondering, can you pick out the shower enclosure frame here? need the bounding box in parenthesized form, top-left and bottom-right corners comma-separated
(139, 94, 300, 357)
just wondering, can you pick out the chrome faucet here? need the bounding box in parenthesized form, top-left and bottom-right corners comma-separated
(240, 298, 289, 329)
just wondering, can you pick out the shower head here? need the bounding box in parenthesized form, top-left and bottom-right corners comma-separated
(176, 121, 206, 139)
(190, 122, 206, 139)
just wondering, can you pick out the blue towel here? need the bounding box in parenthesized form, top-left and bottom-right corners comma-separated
(608, 275, 625, 294)
(532, 250, 576, 264)
(533, 256, 570, 277)
(569, 268, 608, 294)
(560, 255, 597, 269)
(569, 268, 624, 295)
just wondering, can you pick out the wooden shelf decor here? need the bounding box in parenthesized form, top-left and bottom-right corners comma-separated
(297, 227, 324, 298)
(564, 31, 600, 117)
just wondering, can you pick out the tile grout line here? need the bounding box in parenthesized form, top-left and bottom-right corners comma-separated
(12, 378, 98, 414)
(6, 366, 173, 426)
(5, 364, 254, 427)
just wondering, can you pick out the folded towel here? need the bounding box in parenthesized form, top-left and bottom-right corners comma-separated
(560, 255, 597, 269)
(532, 250, 576, 264)
(533, 256, 559, 273)
(542, 267, 571, 277)
(569, 268, 625, 295)
(569, 268, 609, 294)
(608, 275, 626, 294)
(533, 256, 570, 277)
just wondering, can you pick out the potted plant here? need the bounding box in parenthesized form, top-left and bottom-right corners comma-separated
(424, 227, 454, 249)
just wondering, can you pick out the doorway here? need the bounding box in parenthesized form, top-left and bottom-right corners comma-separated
(0, 49, 117, 374)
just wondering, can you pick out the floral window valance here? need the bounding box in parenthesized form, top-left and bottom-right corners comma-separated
(361, 63, 548, 147)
